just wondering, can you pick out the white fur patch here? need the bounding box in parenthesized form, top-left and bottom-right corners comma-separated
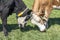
(32, 14, 41, 22)
(53, 5, 60, 9)
(31, 14, 46, 31)
(18, 16, 27, 27)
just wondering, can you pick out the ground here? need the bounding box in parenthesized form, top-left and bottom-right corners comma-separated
(0, 0, 60, 40)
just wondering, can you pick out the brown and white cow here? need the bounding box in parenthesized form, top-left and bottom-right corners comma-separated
(31, 0, 60, 31)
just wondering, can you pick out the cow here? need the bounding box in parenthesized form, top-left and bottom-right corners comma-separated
(31, 0, 60, 32)
(31, 0, 52, 32)
(0, 0, 31, 36)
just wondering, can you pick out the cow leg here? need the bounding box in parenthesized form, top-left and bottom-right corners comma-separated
(1, 17, 8, 36)
(1, 7, 9, 36)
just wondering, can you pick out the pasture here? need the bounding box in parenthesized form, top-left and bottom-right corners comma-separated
(0, 0, 60, 40)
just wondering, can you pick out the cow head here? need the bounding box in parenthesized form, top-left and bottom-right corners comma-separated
(31, 12, 48, 32)
(14, 0, 32, 29)
(17, 8, 31, 29)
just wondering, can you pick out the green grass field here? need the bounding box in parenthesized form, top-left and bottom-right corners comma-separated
(0, 0, 60, 40)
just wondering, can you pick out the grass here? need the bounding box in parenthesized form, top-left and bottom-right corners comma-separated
(0, 0, 60, 40)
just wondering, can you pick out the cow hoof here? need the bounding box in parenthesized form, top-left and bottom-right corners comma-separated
(4, 31, 8, 36)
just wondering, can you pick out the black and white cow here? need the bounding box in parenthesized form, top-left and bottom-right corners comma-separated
(0, 0, 31, 36)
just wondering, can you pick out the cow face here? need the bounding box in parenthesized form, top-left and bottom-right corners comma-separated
(18, 16, 27, 29)
(31, 12, 48, 32)
(17, 8, 31, 29)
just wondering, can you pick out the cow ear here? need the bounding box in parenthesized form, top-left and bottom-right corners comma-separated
(27, 10, 32, 15)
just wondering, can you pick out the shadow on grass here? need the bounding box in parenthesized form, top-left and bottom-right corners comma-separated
(48, 18, 60, 28)
(20, 25, 40, 32)
(0, 18, 60, 32)
(0, 24, 39, 32)
(0, 24, 19, 32)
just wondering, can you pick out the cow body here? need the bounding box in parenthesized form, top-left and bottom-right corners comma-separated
(0, 0, 15, 36)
